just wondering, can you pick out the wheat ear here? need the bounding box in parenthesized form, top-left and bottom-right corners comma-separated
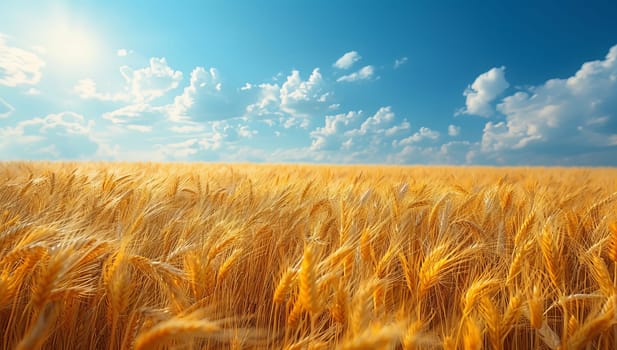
(299, 245, 319, 315)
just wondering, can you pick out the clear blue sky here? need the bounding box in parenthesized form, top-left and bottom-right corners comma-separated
(1, 0, 616, 165)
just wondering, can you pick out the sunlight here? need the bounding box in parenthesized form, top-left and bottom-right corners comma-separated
(44, 22, 100, 68)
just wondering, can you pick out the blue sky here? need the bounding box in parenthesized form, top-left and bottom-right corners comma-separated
(1, 1, 617, 165)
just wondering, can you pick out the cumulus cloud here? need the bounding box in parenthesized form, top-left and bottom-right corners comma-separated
(0, 34, 45, 87)
(0, 98, 14, 118)
(336, 65, 375, 83)
(280, 68, 324, 115)
(384, 140, 479, 165)
(481, 44, 617, 164)
(438, 141, 476, 164)
(155, 128, 227, 160)
(385, 120, 410, 136)
(199, 131, 225, 150)
(448, 124, 461, 136)
(77, 59, 220, 133)
(164, 66, 271, 125)
(246, 83, 281, 116)
(74, 57, 182, 103)
(74, 79, 131, 102)
(459, 66, 509, 117)
(393, 127, 440, 147)
(394, 57, 408, 69)
(76, 61, 332, 137)
(33, 112, 94, 135)
(237, 125, 257, 138)
(99, 63, 253, 134)
(168, 67, 226, 121)
(309, 106, 414, 164)
(347, 106, 395, 136)
(0, 112, 99, 159)
(120, 57, 183, 102)
(333, 51, 362, 70)
(245, 68, 331, 129)
(310, 111, 360, 151)
(102, 103, 167, 131)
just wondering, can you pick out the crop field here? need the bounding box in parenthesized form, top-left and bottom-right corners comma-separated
(1, 162, 617, 349)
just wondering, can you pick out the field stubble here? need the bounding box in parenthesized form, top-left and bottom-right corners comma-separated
(1, 162, 617, 349)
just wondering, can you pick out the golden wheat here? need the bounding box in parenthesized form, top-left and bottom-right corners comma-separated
(0, 162, 616, 349)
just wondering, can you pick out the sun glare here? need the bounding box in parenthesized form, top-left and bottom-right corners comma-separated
(44, 23, 100, 69)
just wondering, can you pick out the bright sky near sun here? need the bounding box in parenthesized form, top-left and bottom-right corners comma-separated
(1, 1, 617, 165)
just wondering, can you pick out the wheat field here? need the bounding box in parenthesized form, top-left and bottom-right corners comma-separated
(1, 162, 617, 349)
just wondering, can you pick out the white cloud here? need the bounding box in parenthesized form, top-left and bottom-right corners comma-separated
(459, 66, 509, 117)
(125, 124, 152, 133)
(393, 127, 440, 147)
(386, 140, 478, 165)
(156, 129, 227, 160)
(198, 132, 224, 150)
(0, 111, 100, 159)
(78, 59, 212, 133)
(333, 51, 362, 70)
(310, 111, 360, 150)
(280, 68, 324, 115)
(246, 83, 281, 116)
(310, 106, 412, 162)
(39, 112, 94, 134)
(387, 145, 434, 164)
(74, 78, 131, 102)
(99, 64, 253, 135)
(158, 139, 200, 158)
(0, 34, 45, 87)
(394, 57, 408, 69)
(385, 121, 410, 136)
(169, 124, 204, 133)
(0, 98, 14, 118)
(164, 66, 258, 124)
(168, 66, 223, 121)
(448, 124, 461, 136)
(237, 125, 257, 138)
(347, 106, 395, 136)
(94, 144, 166, 162)
(74, 57, 182, 103)
(25, 87, 40, 95)
(341, 138, 353, 150)
(117, 49, 131, 57)
(84, 63, 332, 138)
(282, 116, 310, 129)
(438, 141, 476, 164)
(245, 68, 331, 130)
(337, 65, 375, 83)
(120, 57, 183, 102)
(102, 103, 166, 131)
(480, 44, 617, 164)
